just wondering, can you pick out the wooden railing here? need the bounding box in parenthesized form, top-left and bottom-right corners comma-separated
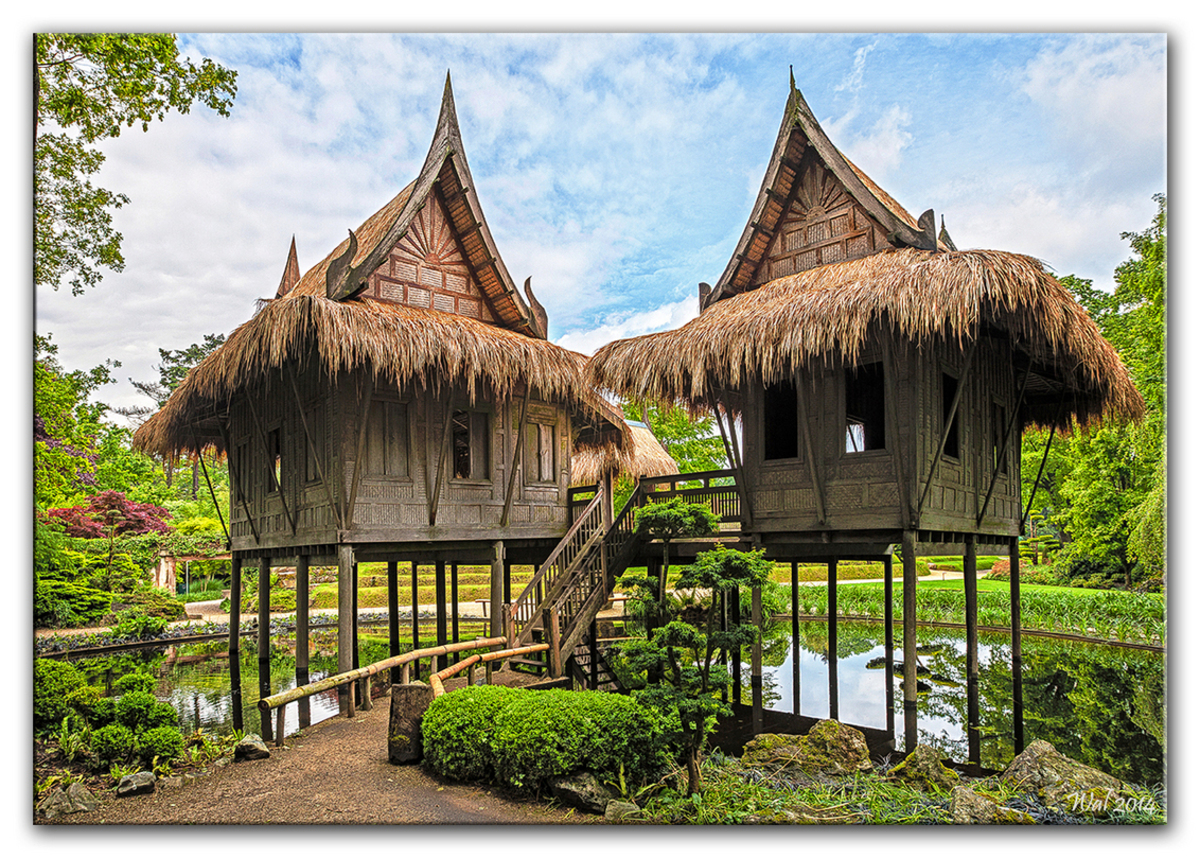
(256, 636, 509, 746)
(428, 642, 551, 697)
(641, 468, 740, 522)
(508, 489, 607, 644)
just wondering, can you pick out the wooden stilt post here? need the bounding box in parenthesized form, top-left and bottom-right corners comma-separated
(1010, 535, 1025, 752)
(387, 560, 400, 685)
(451, 563, 460, 659)
(435, 561, 448, 671)
(337, 544, 355, 715)
(411, 561, 420, 680)
(719, 590, 729, 703)
(503, 561, 512, 609)
(884, 551, 895, 744)
(964, 535, 980, 765)
(791, 561, 800, 716)
(490, 542, 505, 639)
(258, 556, 272, 742)
(751, 584, 763, 735)
(352, 562, 364, 708)
(901, 530, 918, 752)
(827, 559, 838, 721)
(228, 556, 243, 732)
(732, 584, 742, 705)
(296, 554, 311, 729)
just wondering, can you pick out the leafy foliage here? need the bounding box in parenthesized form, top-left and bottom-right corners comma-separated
(34, 659, 87, 733)
(90, 723, 136, 765)
(44, 490, 172, 538)
(138, 726, 185, 766)
(35, 34, 237, 294)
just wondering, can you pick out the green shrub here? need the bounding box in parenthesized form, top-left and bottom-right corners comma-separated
(111, 588, 186, 620)
(34, 580, 112, 628)
(112, 609, 169, 639)
(90, 723, 136, 765)
(115, 691, 158, 731)
(490, 689, 665, 790)
(34, 659, 85, 733)
(138, 725, 185, 764)
(65, 685, 110, 726)
(114, 672, 157, 695)
(422, 685, 518, 783)
(148, 701, 178, 729)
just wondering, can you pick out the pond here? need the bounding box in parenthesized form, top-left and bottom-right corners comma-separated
(749, 620, 1164, 786)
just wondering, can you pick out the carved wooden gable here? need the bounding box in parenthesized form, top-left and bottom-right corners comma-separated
(366, 191, 498, 323)
(753, 153, 893, 287)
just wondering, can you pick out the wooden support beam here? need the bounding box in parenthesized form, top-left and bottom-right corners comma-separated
(191, 431, 231, 548)
(826, 559, 838, 721)
(388, 560, 400, 685)
(881, 331, 915, 527)
(544, 607, 563, 678)
(964, 535, 980, 764)
(220, 422, 260, 545)
(795, 369, 827, 524)
(790, 561, 800, 717)
(976, 367, 1031, 526)
(916, 339, 979, 520)
(337, 544, 355, 715)
(345, 373, 377, 530)
(500, 388, 531, 526)
(246, 394, 297, 536)
(228, 556, 244, 732)
(435, 561, 448, 671)
(490, 541, 505, 639)
(751, 584, 763, 735)
(286, 363, 344, 530)
(1009, 536, 1025, 753)
(712, 395, 753, 525)
(429, 395, 454, 526)
(257, 556, 272, 742)
(411, 561, 420, 680)
(296, 554, 311, 730)
(883, 552, 895, 742)
(901, 530, 918, 753)
(1023, 418, 1059, 526)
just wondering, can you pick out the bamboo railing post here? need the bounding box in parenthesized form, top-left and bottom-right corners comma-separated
(275, 705, 286, 748)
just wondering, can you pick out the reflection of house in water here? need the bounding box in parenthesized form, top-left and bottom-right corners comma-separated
(588, 73, 1142, 759)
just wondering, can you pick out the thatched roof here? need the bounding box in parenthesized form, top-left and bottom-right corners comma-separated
(571, 422, 679, 486)
(133, 292, 627, 457)
(588, 247, 1144, 431)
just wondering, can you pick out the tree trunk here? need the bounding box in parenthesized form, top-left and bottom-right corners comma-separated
(686, 747, 701, 796)
(192, 457, 200, 499)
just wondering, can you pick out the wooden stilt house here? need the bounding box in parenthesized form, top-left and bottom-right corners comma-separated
(587, 74, 1143, 757)
(133, 76, 628, 721)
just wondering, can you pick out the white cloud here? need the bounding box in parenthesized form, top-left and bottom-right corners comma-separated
(835, 41, 878, 93)
(838, 104, 914, 178)
(555, 296, 699, 356)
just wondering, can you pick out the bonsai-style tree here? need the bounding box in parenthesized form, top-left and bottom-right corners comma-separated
(633, 497, 718, 623)
(618, 545, 773, 795)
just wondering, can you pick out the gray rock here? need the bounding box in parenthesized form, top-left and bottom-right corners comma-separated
(604, 799, 641, 823)
(36, 787, 73, 819)
(1001, 739, 1126, 817)
(389, 683, 434, 764)
(116, 771, 157, 797)
(158, 775, 183, 788)
(547, 771, 615, 814)
(741, 720, 873, 778)
(234, 733, 271, 761)
(951, 785, 1036, 824)
(65, 782, 98, 813)
(885, 744, 958, 792)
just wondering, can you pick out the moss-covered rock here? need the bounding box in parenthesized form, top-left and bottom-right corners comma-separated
(1001, 739, 1128, 818)
(951, 785, 1035, 824)
(740, 720, 873, 777)
(885, 744, 958, 792)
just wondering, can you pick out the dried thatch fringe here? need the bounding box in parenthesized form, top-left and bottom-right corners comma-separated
(587, 248, 1143, 431)
(133, 293, 622, 457)
(571, 423, 679, 486)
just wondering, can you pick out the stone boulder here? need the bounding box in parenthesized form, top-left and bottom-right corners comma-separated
(547, 771, 615, 814)
(743, 805, 862, 824)
(37, 782, 99, 818)
(885, 744, 958, 792)
(116, 771, 157, 797)
(604, 799, 641, 823)
(234, 733, 271, 761)
(389, 682, 435, 764)
(1001, 739, 1127, 817)
(741, 721, 873, 778)
(950, 785, 1035, 824)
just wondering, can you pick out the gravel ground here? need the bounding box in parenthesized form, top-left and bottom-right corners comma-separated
(42, 691, 596, 826)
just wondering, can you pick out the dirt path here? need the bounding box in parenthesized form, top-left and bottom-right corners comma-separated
(43, 695, 595, 826)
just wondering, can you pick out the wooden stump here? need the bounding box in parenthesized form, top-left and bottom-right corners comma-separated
(388, 683, 435, 764)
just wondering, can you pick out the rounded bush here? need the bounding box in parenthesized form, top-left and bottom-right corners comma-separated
(114, 671, 157, 695)
(422, 685, 519, 783)
(115, 691, 158, 731)
(148, 701, 178, 729)
(34, 659, 85, 732)
(65, 685, 110, 726)
(91, 723, 136, 764)
(139, 725, 185, 764)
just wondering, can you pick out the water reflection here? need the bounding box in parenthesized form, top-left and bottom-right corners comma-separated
(755, 620, 1164, 785)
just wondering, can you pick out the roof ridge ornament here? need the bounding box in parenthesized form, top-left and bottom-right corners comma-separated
(939, 215, 958, 252)
(325, 229, 359, 299)
(276, 235, 300, 298)
(524, 277, 548, 339)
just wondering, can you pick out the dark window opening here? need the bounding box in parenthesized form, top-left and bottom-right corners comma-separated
(993, 403, 1008, 474)
(763, 380, 799, 460)
(452, 410, 489, 480)
(266, 428, 282, 493)
(366, 401, 408, 477)
(526, 421, 556, 483)
(845, 362, 886, 453)
(942, 373, 961, 459)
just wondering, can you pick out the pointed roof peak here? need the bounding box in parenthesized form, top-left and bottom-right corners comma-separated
(276, 235, 300, 298)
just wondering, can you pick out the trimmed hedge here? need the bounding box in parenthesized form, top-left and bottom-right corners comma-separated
(422, 686, 667, 792)
(34, 659, 86, 732)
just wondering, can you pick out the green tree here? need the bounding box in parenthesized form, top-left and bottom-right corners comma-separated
(35, 34, 237, 294)
(634, 498, 719, 621)
(619, 545, 772, 794)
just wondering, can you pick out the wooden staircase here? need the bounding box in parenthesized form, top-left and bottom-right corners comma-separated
(505, 483, 649, 686)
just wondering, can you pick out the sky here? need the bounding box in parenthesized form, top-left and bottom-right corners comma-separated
(30, 29, 1169, 419)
